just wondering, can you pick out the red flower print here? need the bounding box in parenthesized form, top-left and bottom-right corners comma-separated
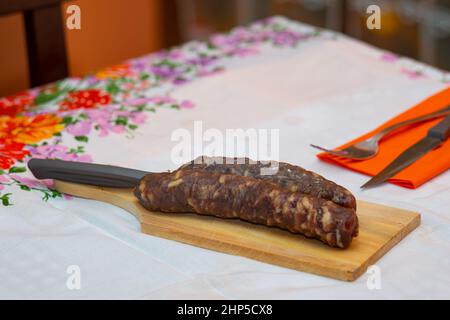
(0, 92, 34, 117)
(0, 139, 29, 170)
(60, 89, 111, 111)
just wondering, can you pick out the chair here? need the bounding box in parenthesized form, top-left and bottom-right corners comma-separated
(0, 0, 68, 87)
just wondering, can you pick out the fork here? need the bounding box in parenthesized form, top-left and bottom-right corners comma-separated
(310, 104, 450, 160)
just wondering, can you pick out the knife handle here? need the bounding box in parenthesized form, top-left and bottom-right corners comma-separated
(429, 114, 450, 141)
(28, 159, 148, 188)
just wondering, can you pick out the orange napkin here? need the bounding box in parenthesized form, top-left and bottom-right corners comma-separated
(317, 87, 450, 188)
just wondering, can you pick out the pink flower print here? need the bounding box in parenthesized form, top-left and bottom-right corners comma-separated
(84, 108, 119, 137)
(73, 154, 93, 163)
(173, 78, 188, 85)
(233, 27, 253, 42)
(148, 96, 176, 105)
(252, 30, 272, 42)
(63, 194, 73, 200)
(130, 112, 147, 124)
(128, 59, 148, 72)
(89, 112, 125, 137)
(125, 96, 178, 107)
(167, 50, 184, 60)
(198, 66, 224, 77)
(110, 125, 125, 134)
(9, 174, 40, 188)
(180, 100, 195, 109)
(272, 30, 305, 46)
(401, 68, 425, 79)
(66, 120, 92, 136)
(79, 106, 133, 137)
(187, 56, 217, 67)
(27, 144, 68, 159)
(230, 47, 260, 57)
(114, 110, 131, 117)
(125, 97, 153, 106)
(0, 174, 10, 190)
(210, 34, 229, 47)
(41, 179, 55, 189)
(26, 144, 93, 163)
(381, 53, 399, 63)
(96, 118, 112, 137)
(150, 65, 182, 79)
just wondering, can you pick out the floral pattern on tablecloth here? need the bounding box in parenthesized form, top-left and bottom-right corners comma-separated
(0, 17, 326, 205)
(0, 16, 448, 206)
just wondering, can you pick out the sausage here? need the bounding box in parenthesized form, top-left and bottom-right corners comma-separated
(135, 169, 359, 248)
(177, 156, 356, 210)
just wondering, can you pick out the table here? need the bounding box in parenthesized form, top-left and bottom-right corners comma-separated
(0, 16, 449, 299)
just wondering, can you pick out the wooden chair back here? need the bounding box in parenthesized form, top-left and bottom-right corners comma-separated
(0, 0, 68, 88)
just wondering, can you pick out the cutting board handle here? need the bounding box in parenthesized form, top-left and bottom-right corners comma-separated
(28, 158, 148, 188)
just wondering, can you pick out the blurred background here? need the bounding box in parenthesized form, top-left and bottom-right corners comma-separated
(0, 0, 449, 97)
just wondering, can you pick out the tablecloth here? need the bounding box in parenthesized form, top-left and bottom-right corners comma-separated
(1, 16, 449, 299)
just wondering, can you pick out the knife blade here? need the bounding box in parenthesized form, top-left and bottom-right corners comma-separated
(28, 158, 148, 188)
(361, 113, 450, 189)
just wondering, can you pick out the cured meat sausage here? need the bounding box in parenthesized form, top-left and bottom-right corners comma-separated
(135, 169, 359, 248)
(177, 156, 356, 210)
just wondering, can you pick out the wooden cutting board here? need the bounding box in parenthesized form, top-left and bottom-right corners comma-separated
(54, 180, 420, 281)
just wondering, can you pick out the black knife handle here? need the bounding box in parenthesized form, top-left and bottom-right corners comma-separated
(28, 158, 148, 188)
(429, 114, 450, 141)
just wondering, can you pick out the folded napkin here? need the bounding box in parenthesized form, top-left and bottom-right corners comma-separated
(317, 87, 450, 188)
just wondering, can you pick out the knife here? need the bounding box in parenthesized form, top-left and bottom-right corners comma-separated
(361, 113, 450, 189)
(28, 158, 148, 188)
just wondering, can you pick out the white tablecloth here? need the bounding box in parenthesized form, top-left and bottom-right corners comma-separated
(1, 17, 449, 299)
